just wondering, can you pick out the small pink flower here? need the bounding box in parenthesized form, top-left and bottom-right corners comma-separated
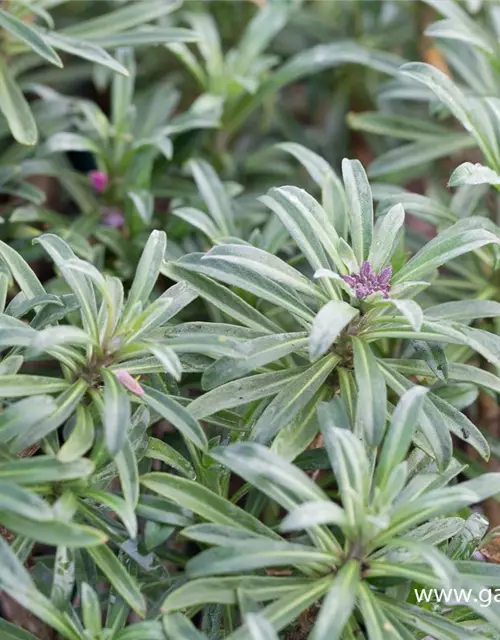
(114, 369, 144, 396)
(89, 170, 109, 193)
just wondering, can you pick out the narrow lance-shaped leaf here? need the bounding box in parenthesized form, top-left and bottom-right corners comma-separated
(368, 203, 405, 271)
(0, 58, 37, 145)
(252, 355, 340, 444)
(124, 230, 166, 313)
(142, 386, 207, 451)
(352, 339, 387, 447)
(87, 545, 146, 617)
(393, 218, 500, 284)
(309, 301, 359, 361)
(102, 369, 131, 456)
(375, 386, 428, 489)
(342, 159, 373, 264)
(0, 8, 62, 67)
(311, 560, 360, 640)
(189, 159, 235, 236)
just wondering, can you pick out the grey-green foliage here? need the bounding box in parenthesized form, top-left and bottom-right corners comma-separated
(147, 390, 500, 639)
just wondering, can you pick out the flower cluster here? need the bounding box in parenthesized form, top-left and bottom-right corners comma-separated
(342, 261, 392, 299)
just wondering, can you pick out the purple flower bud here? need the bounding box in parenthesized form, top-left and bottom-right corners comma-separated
(379, 266, 392, 286)
(89, 170, 109, 193)
(101, 207, 124, 228)
(360, 261, 372, 277)
(341, 261, 392, 300)
(114, 369, 144, 396)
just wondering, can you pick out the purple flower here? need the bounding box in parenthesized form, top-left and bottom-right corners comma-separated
(342, 262, 392, 300)
(101, 207, 124, 228)
(89, 170, 109, 193)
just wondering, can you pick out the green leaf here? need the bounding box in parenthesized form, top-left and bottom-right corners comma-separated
(171, 206, 219, 240)
(348, 111, 452, 140)
(271, 390, 324, 462)
(163, 613, 207, 640)
(380, 365, 453, 470)
(12, 380, 88, 453)
(252, 355, 340, 444)
(115, 434, 140, 511)
(63, 0, 181, 38)
(426, 16, 498, 56)
(211, 442, 327, 510)
(429, 392, 489, 460)
(319, 414, 369, 525)
(352, 339, 387, 447)
(189, 159, 235, 235)
(0, 375, 69, 397)
(102, 369, 131, 456)
(180, 252, 313, 325)
(83, 490, 137, 540)
(142, 385, 207, 451)
(0, 396, 57, 445)
(235, 2, 289, 73)
(115, 621, 165, 640)
(0, 537, 80, 640)
(27, 325, 90, 356)
(128, 190, 154, 225)
(87, 545, 146, 616)
(310, 302, 358, 361)
(368, 135, 475, 179)
(226, 42, 404, 134)
(34, 234, 99, 341)
(0, 456, 94, 484)
(425, 300, 500, 322)
(341, 159, 373, 264)
(111, 47, 135, 127)
(81, 583, 102, 636)
(88, 27, 198, 48)
(449, 161, 500, 187)
(57, 405, 95, 462)
(202, 333, 308, 390)
(357, 583, 395, 640)
(198, 243, 323, 301)
(228, 579, 332, 639)
(45, 132, 100, 154)
(260, 186, 340, 276)
(376, 386, 428, 488)
(383, 299, 424, 332)
(368, 203, 405, 271)
(393, 218, 500, 283)
(0, 514, 106, 548)
(0, 57, 37, 145)
(399, 62, 497, 169)
(140, 473, 278, 539)
(125, 230, 166, 312)
(0, 8, 62, 66)
(189, 368, 303, 419)
(185, 11, 223, 78)
(162, 261, 279, 333)
(146, 437, 195, 479)
(311, 560, 359, 640)
(246, 613, 279, 640)
(187, 540, 336, 577)
(162, 576, 315, 611)
(0, 481, 53, 521)
(43, 31, 129, 75)
(182, 524, 268, 546)
(280, 501, 346, 533)
(0, 619, 39, 640)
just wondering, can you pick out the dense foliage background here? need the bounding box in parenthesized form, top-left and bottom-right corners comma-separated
(3, 0, 500, 638)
